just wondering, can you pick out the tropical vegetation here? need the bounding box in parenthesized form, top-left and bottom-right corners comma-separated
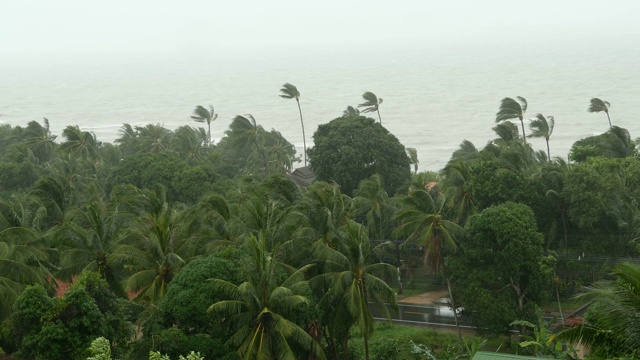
(0, 91, 639, 359)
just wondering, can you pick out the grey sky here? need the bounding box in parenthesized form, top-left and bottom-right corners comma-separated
(3, 0, 639, 60)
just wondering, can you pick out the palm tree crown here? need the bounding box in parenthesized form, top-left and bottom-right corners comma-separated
(190, 105, 218, 146)
(528, 113, 555, 161)
(496, 96, 528, 144)
(588, 98, 612, 129)
(551, 262, 640, 356)
(209, 237, 325, 360)
(358, 92, 384, 123)
(343, 106, 360, 117)
(279, 83, 307, 166)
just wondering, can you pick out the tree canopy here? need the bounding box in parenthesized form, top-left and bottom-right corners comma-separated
(308, 115, 411, 196)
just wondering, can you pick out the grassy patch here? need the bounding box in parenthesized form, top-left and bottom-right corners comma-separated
(363, 322, 481, 359)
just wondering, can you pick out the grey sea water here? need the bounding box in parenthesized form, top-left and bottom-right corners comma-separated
(1, 39, 639, 171)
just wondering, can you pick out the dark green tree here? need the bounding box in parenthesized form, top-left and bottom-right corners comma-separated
(0, 284, 53, 356)
(449, 202, 550, 335)
(308, 115, 411, 196)
(4, 272, 132, 360)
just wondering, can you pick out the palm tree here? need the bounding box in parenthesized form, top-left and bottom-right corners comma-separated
(588, 98, 612, 129)
(528, 114, 555, 161)
(496, 96, 528, 144)
(343, 106, 360, 117)
(113, 185, 202, 303)
(59, 125, 99, 160)
(264, 130, 298, 174)
(225, 115, 270, 173)
(551, 262, 640, 357)
(0, 226, 50, 320)
(23, 118, 57, 164)
(114, 123, 139, 156)
(190, 105, 218, 147)
(135, 124, 173, 154)
(208, 236, 325, 360)
(352, 175, 391, 240)
(298, 181, 352, 247)
(52, 200, 127, 297)
(310, 221, 397, 360)
(394, 189, 465, 350)
(280, 83, 307, 166)
(406, 148, 419, 174)
(171, 125, 208, 160)
(440, 160, 475, 225)
(358, 92, 384, 124)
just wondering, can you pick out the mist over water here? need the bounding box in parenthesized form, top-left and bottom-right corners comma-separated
(2, 39, 639, 171)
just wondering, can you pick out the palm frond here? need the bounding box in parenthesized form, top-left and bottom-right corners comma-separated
(279, 83, 300, 100)
(588, 98, 610, 113)
(496, 97, 526, 122)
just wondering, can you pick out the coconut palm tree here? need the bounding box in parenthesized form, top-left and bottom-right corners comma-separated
(394, 189, 465, 350)
(171, 125, 208, 160)
(23, 118, 57, 164)
(406, 148, 419, 174)
(496, 96, 528, 144)
(298, 181, 352, 247)
(358, 92, 384, 123)
(114, 123, 139, 156)
(588, 98, 612, 129)
(227, 115, 269, 173)
(352, 174, 392, 240)
(310, 220, 397, 360)
(208, 236, 325, 360)
(440, 160, 475, 225)
(0, 226, 50, 320)
(264, 130, 298, 174)
(190, 105, 218, 147)
(52, 200, 127, 297)
(528, 114, 555, 161)
(551, 262, 640, 357)
(59, 125, 100, 160)
(280, 83, 308, 166)
(343, 106, 360, 117)
(135, 124, 173, 154)
(113, 185, 202, 303)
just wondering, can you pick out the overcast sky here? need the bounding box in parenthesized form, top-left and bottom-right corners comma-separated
(3, 0, 639, 61)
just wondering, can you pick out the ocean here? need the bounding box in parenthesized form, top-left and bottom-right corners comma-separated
(2, 39, 639, 171)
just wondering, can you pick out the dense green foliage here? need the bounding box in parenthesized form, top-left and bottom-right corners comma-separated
(1, 272, 132, 360)
(1, 94, 639, 358)
(448, 202, 550, 335)
(308, 115, 411, 196)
